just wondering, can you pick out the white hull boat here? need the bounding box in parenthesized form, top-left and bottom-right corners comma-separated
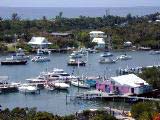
(99, 58, 116, 64)
(18, 84, 38, 93)
(71, 80, 90, 89)
(117, 54, 132, 60)
(54, 82, 70, 90)
(31, 56, 50, 62)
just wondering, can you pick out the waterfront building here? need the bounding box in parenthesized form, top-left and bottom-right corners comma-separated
(96, 74, 152, 95)
(28, 37, 52, 48)
(92, 38, 105, 49)
(89, 31, 105, 38)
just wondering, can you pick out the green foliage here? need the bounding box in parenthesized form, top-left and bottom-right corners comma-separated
(0, 107, 116, 120)
(139, 67, 160, 89)
(0, 12, 160, 50)
(131, 102, 160, 120)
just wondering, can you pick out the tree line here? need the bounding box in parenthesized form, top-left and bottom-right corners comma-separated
(0, 12, 160, 52)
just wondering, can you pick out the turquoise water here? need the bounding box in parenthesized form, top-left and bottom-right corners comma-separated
(0, 51, 159, 115)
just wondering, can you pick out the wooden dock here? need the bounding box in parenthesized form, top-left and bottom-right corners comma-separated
(76, 90, 160, 102)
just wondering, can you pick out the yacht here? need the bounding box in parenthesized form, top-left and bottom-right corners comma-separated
(1, 48, 28, 65)
(69, 51, 83, 58)
(99, 57, 116, 64)
(101, 51, 113, 57)
(18, 84, 38, 93)
(67, 59, 86, 66)
(53, 82, 70, 90)
(37, 49, 51, 55)
(31, 56, 50, 62)
(44, 84, 55, 91)
(149, 50, 160, 55)
(117, 54, 132, 60)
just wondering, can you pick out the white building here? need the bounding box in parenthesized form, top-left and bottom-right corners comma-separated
(89, 31, 105, 38)
(92, 38, 105, 49)
(110, 74, 152, 95)
(28, 37, 52, 48)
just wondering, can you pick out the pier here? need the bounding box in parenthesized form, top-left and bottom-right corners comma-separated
(76, 90, 160, 102)
(116, 64, 160, 75)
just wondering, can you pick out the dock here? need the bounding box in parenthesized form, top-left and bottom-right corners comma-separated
(76, 90, 160, 102)
(116, 64, 160, 75)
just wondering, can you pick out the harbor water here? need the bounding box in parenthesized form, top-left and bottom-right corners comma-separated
(0, 51, 159, 115)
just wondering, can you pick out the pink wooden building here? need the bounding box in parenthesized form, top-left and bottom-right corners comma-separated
(96, 74, 152, 95)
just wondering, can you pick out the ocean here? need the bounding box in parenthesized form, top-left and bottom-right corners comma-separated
(0, 6, 160, 19)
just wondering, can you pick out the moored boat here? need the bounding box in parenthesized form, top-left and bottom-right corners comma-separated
(1, 60, 27, 65)
(99, 57, 116, 64)
(71, 80, 90, 89)
(31, 56, 50, 62)
(67, 59, 86, 66)
(18, 84, 38, 93)
(117, 54, 132, 60)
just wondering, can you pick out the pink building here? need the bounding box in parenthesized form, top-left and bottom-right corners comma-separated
(96, 74, 152, 95)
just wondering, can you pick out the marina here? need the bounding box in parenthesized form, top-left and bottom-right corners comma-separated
(0, 50, 160, 115)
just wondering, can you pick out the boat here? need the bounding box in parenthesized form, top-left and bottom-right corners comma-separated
(18, 84, 38, 93)
(149, 50, 160, 55)
(69, 51, 83, 58)
(1, 60, 27, 65)
(67, 59, 86, 66)
(31, 56, 50, 62)
(0, 76, 18, 93)
(99, 57, 116, 64)
(117, 54, 132, 60)
(37, 49, 51, 55)
(101, 51, 113, 57)
(44, 84, 55, 91)
(53, 82, 70, 90)
(71, 80, 90, 89)
(13, 48, 30, 60)
(1, 48, 28, 65)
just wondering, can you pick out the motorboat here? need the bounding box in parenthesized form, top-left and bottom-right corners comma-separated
(53, 82, 70, 90)
(44, 84, 55, 91)
(117, 54, 132, 60)
(31, 56, 50, 62)
(18, 84, 38, 93)
(1, 48, 28, 65)
(37, 49, 51, 55)
(99, 57, 116, 64)
(101, 51, 113, 57)
(149, 50, 160, 55)
(67, 59, 86, 66)
(71, 80, 90, 89)
(69, 51, 83, 58)
(1, 60, 27, 65)
(12, 48, 30, 60)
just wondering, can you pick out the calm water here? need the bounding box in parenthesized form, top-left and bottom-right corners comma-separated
(0, 7, 160, 19)
(0, 51, 159, 115)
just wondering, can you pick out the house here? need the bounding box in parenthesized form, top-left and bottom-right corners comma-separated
(92, 38, 105, 49)
(28, 37, 52, 48)
(96, 74, 151, 95)
(51, 32, 73, 38)
(89, 31, 105, 38)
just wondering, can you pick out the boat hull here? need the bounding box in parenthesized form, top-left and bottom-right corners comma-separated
(1, 60, 27, 65)
(67, 62, 86, 66)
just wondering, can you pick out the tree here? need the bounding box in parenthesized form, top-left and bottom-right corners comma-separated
(11, 13, 20, 21)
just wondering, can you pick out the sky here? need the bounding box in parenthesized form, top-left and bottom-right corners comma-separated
(0, 0, 160, 7)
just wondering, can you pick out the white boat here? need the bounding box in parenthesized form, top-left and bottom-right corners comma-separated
(99, 57, 116, 64)
(101, 51, 113, 57)
(149, 50, 160, 55)
(53, 82, 70, 90)
(37, 49, 51, 55)
(31, 56, 50, 62)
(71, 80, 90, 89)
(117, 54, 132, 60)
(9, 48, 30, 61)
(18, 84, 38, 93)
(69, 51, 83, 58)
(44, 84, 55, 91)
